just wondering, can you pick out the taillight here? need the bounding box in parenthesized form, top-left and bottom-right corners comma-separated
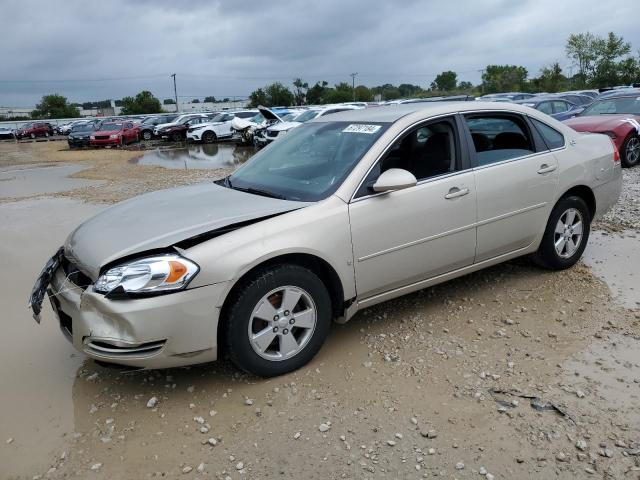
(610, 138, 620, 164)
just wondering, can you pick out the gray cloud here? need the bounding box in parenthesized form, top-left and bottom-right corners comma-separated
(1, 0, 639, 106)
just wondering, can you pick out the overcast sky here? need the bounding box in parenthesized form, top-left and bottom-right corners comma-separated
(2, 0, 639, 107)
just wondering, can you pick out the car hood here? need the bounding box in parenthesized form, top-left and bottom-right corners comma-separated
(564, 114, 640, 132)
(269, 121, 302, 132)
(231, 117, 259, 131)
(155, 122, 178, 130)
(259, 107, 284, 122)
(92, 129, 122, 136)
(64, 183, 309, 279)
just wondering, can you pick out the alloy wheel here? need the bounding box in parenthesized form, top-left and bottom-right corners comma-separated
(553, 208, 584, 258)
(626, 137, 640, 165)
(247, 286, 317, 361)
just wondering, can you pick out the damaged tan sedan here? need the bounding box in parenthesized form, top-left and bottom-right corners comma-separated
(29, 103, 621, 377)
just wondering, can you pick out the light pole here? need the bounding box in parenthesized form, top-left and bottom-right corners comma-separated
(170, 74, 179, 112)
(350, 72, 358, 102)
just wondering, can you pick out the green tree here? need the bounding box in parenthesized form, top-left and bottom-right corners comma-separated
(566, 32, 634, 87)
(325, 82, 353, 103)
(204, 96, 216, 103)
(371, 84, 401, 100)
(354, 85, 373, 102)
(533, 62, 567, 92)
(431, 71, 458, 91)
(457, 81, 474, 91)
(248, 83, 294, 107)
(292, 78, 309, 105)
(163, 98, 176, 105)
(120, 91, 163, 115)
(31, 94, 80, 119)
(306, 81, 329, 104)
(398, 84, 424, 97)
(618, 55, 640, 85)
(592, 32, 631, 87)
(192, 98, 200, 103)
(566, 32, 599, 86)
(482, 65, 528, 93)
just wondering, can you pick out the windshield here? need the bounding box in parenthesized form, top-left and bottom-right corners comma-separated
(71, 124, 92, 132)
(176, 116, 195, 124)
(100, 123, 123, 131)
(141, 117, 157, 124)
(580, 97, 640, 116)
(293, 110, 320, 123)
(228, 121, 389, 202)
(210, 114, 226, 122)
(249, 113, 264, 123)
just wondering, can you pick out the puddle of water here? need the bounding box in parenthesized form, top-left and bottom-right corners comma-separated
(0, 198, 105, 477)
(130, 143, 255, 170)
(0, 165, 104, 199)
(564, 333, 640, 428)
(583, 230, 640, 309)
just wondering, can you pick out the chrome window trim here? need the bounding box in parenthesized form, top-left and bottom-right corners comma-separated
(349, 112, 464, 203)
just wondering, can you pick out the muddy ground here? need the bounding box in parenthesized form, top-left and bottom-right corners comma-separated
(1, 141, 639, 480)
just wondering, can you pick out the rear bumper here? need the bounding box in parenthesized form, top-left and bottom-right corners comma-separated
(49, 267, 228, 369)
(593, 166, 623, 219)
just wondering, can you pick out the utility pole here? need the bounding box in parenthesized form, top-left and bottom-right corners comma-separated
(478, 69, 485, 94)
(350, 72, 358, 102)
(170, 74, 179, 112)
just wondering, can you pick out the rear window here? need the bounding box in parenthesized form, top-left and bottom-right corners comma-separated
(531, 118, 565, 149)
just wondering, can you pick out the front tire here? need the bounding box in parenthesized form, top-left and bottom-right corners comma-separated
(223, 264, 332, 377)
(202, 130, 217, 144)
(621, 134, 640, 168)
(533, 196, 590, 270)
(171, 131, 182, 142)
(142, 130, 152, 141)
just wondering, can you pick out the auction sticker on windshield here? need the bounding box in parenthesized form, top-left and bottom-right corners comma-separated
(342, 124, 382, 134)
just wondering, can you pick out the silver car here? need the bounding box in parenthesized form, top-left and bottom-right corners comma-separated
(29, 103, 622, 377)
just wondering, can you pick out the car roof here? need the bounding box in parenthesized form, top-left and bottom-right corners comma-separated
(310, 101, 539, 123)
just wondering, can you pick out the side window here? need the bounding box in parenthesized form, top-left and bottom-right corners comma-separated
(552, 101, 569, 113)
(537, 102, 553, 114)
(530, 118, 565, 149)
(355, 118, 458, 198)
(465, 114, 535, 166)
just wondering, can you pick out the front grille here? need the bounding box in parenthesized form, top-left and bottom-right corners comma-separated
(95, 135, 109, 140)
(61, 256, 93, 290)
(85, 339, 166, 358)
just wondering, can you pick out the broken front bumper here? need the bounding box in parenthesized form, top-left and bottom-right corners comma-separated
(48, 266, 228, 369)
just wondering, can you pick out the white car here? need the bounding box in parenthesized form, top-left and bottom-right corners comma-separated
(262, 105, 364, 145)
(187, 110, 258, 143)
(153, 114, 210, 137)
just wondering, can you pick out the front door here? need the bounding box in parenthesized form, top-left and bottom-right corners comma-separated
(349, 116, 477, 299)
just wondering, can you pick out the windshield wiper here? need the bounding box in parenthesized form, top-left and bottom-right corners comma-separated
(234, 186, 287, 200)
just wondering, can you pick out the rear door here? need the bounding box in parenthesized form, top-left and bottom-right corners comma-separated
(349, 115, 477, 299)
(463, 113, 559, 262)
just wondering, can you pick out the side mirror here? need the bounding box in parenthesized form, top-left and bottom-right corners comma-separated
(371, 168, 417, 193)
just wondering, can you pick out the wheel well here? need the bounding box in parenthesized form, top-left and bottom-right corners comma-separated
(560, 185, 596, 219)
(218, 253, 346, 344)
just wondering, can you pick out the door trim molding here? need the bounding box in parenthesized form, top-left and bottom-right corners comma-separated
(476, 202, 547, 227)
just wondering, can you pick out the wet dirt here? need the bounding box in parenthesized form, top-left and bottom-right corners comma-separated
(583, 230, 640, 309)
(129, 144, 255, 170)
(1, 141, 639, 479)
(0, 198, 105, 478)
(0, 165, 104, 199)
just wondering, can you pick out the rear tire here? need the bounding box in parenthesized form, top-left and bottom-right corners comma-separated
(533, 196, 590, 270)
(223, 264, 332, 377)
(621, 134, 640, 168)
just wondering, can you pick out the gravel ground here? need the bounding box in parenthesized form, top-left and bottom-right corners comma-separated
(1, 142, 639, 479)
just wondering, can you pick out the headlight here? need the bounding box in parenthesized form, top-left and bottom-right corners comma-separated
(109, 134, 119, 139)
(90, 135, 95, 139)
(94, 254, 199, 295)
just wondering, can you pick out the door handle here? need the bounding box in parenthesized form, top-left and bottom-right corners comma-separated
(537, 164, 557, 174)
(444, 187, 470, 199)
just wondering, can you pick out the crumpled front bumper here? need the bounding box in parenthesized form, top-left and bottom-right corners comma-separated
(49, 266, 229, 369)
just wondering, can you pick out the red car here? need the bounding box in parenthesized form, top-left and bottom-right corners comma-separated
(15, 122, 51, 139)
(564, 94, 640, 167)
(90, 122, 139, 147)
